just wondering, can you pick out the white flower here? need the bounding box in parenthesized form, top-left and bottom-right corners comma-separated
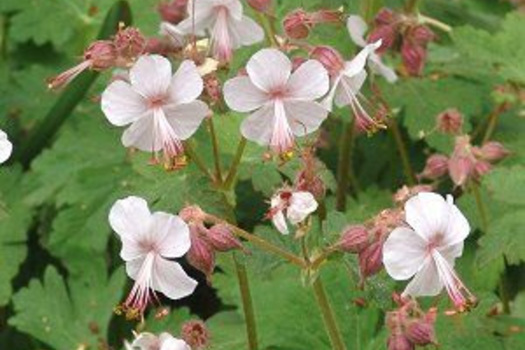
(269, 190, 318, 235)
(101, 55, 209, 162)
(383, 192, 476, 311)
(0, 129, 13, 164)
(129, 332, 191, 350)
(224, 48, 329, 153)
(166, 0, 264, 62)
(347, 15, 398, 83)
(109, 196, 198, 317)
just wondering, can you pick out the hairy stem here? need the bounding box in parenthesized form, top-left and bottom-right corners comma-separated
(336, 120, 357, 211)
(233, 254, 259, 350)
(388, 118, 416, 186)
(472, 184, 488, 233)
(184, 141, 214, 180)
(482, 103, 506, 144)
(312, 278, 347, 350)
(207, 117, 223, 183)
(223, 137, 247, 189)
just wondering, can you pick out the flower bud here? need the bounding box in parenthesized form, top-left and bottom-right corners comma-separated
(311, 9, 343, 24)
(436, 108, 463, 134)
(187, 225, 215, 281)
(420, 154, 449, 180)
(157, 0, 188, 24)
(478, 141, 510, 162)
(368, 25, 397, 53)
(114, 27, 146, 61)
(207, 224, 243, 252)
(387, 334, 415, 350)
(473, 159, 492, 178)
(404, 319, 436, 346)
(291, 57, 307, 72)
(401, 41, 426, 76)
(410, 25, 435, 45)
(374, 8, 397, 26)
(448, 155, 474, 187)
(283, 9, 312, 39)
(336, 225, 370, 253)
(181, 320, 210, 349)
(179, 205, 206, 223)
(295, 171, 326, 199)
(83, 40, 117, 70)
(310, 46, 345, 76)
(359, 241, 383, 278)
(247, 0, 272, 13)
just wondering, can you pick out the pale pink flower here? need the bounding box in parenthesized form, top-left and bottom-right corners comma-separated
(0, 129, 13, 164)
(347, 15, 398, 83)
(129, 332, 191, 350)
(268, 190, 318, 235)
(101, 55, 209, 162)
(168, 0, 264, 62)
(383, 192, 476, 311)
(109, 196, 197, 317)
(224, 48, 329, 153)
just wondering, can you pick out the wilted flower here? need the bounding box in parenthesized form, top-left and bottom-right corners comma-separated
(436, 108, 463, 134)
(114, 27, 147, 61)
(0, 129, 13, 164)
(224, 48, 329, 154)
(383, 192, 477, 311)
(181, 320, 210, 349)
(101, 55, 209, 165)
(267, 189, 318, 235)
(129, 331, 191, 350)
(109, 196, 197, 319)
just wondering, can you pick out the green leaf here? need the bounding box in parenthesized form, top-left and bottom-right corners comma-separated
(484, 165, 525, 206)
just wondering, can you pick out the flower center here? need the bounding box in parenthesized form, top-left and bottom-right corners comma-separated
(269, 88, 288, 100)
(148, 95, 167, 109)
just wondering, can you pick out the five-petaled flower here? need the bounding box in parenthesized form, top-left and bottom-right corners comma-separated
(0, 129, 13, 164)
(101, 55, 209, 165)
(126, 331, 191, 350)
(224, 48, 330, 154)
(383, 192, 477, 311)
(109, 196, 197, 319)
(267, 189, 318, 235)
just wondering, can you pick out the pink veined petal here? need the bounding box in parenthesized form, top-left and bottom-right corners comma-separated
(130, 55, 172, 99)
(343, 41, 381, 78)
(0, 130, 13, 164)
(246, 48, 292, 92)
(229, 15, 264, 47)
(101, 80, 148, 127)
(284, 101, 328, 136)
(441, 194, 470, 247)
(270, 100, 295, 153)
(369, 54, 398, 83)
(160, 336, 191, 350)
(121, 112, 158, 152)
(152, 258, 198, 300)
(383, 227, 428, 280)
(240, 104, 275, 145)
(210, 7, 234, 62)
(405, 192, 451, 242)
(402, 257, 444, 297)
(164, 100, 210, 140)
(286, 59, 329, 101)
(219, 0, 243, 20)
(320, 75, 342, 112)
(287, 192, 318, 224)
(347, 15, 368, 47)
(272, 210, 289, 235)
(160, 22, 185, 47)
(169, 60, 204, 104)
(334, 71, 367, 108)
(150, 212, 191, 258)
(177, 0, 215, 35)
(438, 241, 464, 263)
(224, 76, 268, 112)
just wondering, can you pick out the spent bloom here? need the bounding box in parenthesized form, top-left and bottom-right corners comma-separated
(0, 129, 13, 164)
(127, 332, 191, 350)
(267, 189, 318, 235)
(383, 192, 477, 311)
(347, 15, 398, 83)
(101, 55, 209, 165)
(109, 196, 197, 318)
(224, 48, 329, 154)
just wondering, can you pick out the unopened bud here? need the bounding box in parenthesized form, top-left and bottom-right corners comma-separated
(310, 46, 345, 76)
(181, 320, 210, 349)
(207, 224, 243, 252)
(283, 9, 312, 39)
(368, 25, 397, 53)
(359, 241, 383, 278)
(410, 25, 435, 45)
(247, 0, 272, 13)
(374, 8, 397, 26)
(448, 155, 474, 187)
(436, 108, 463, 134)
(478, 141, 510, 162)
(291, 57, 307, 72)
(157, 0, 188, 24)
(83, 40, 117, 70)
(310, 9, 343, 24)
(404, 320, 436, 346)
(401, 41, 426, 76)
(420, 154, 449, 180)
(114, 27, 146, 61)
(473, 159, 492, 178)
(295, 171, 326, 199)
(179, 205, 206, 223)
(387, 334, 414, 350)
(336, 225, 370, 253)
(187, 227, 215, 282)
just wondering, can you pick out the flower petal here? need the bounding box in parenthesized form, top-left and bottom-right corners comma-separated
(164, 100, 209, 140)
(230, 16, 264, 47)
(152, 258, 198, 300)
(224, 76, 268, 112)
(221, 0, 243, 20)
(334, 71, 367, 108)
(132, 333, 160, 349)
(160, 22, 185, 47)
(347, 15, 368, 47)
(101, 80, 147, 126)
(287, 192, 318, 224)
(405, 192, 450, 242)
(246, 48, 291, 92)
(369, 54, 398, 83)
(343, 41, 381, 78)
(173, 0, 214, 35)
(284, 101, 328, 136)
(383, 227, 428, 280)
(160, 336, 191, 350)
(240, 104, 274, 145)
(402, 258, 444, 297)
(286, 59, 329, 101)
(442, 195, 470, 247)
(272, 210, 289, 235)
(150, 212, 191, 258)
(130, 55, 172, 98)
(0, 130, 13, 164)
(169, 60, 204, 104)
(121, 113, 158, 152)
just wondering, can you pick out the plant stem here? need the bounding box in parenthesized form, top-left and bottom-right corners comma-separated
(233, 254, 259, 350)
(499, 259, 511, 314)
(482, 103, 506, 144)
(184, 141, 214, 180)
(257, 13, 277, 47)
(207, 117, 223, 183)
(312, 278, 347, 350)
(388, 118, 416, 186)
(336, 120, 357, 211)
(223, 137, 247, 189)
(418, 14, 452, 33)
(405, 0, 421, 13)
(204, 213, 307, 268)
(471, 184, 488, 233)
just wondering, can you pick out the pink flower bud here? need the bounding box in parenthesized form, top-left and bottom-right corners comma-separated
(179, 205, 206, 223)
(310, 46, 345, 76)
(207, 224, 243, 252)
(448, 155, 474, 187)
(478, 141, 510, 162)
(359, 241, 383, 278)
(283, 9, 313, 39)
(473, 159, 492, 178)
(420, 154, 449, 180)
(401, 41, 426, 76)
(157, 0, 188, 24)
(311, 9, 342, 24)
(374, 8, 397, 26)
(410, 25, 435, 45)
(387, 334, 415, 350)
(114, 27, 146, 61)
(247, 0, 272, 13)
(336, 225, 370, 253)
(181, 320, 210, 349)
(436, 108, 463, 134)
(187, 227, 215, 282)
(368, 25, 397, 53)
(289, 57, 307, 72)
(83, 40, 117, 70)
(404, 320, 436, 346)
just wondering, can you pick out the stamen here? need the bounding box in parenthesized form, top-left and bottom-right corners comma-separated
(270, 101, 295, 154)
(152, 108, 184, 164)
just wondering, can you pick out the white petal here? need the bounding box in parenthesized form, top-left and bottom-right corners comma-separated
(240, 104, 274, 145)
(246, 48, 291, 92)
(169, 60, 204, 104)
(132, 332, 160, 349)
(441, 194, 470, 247)
(152, 258, 198, 300)
(121, 113, 158, 152)
(405, 192, 450, 242)
(369, 54, 398, 83)
(286, 59, 329, 101)
(150, 212, 191, 258)
(272, 210, 289, 235)
(130, 55, 172, 98)
(343, 41, 381, 78)
(176, 0, 214, 35)
(164, 101, 209, 140)
(438, 241, 464, 262)
(0, 130, 13, 164)
(287, 192, 318, 224)
(101, 80, 147, 126)
(230, 15, 264, 47)
(383, 227, 428, 280)
(402, 258, 444, 297)
(224, 76, 268, 112)
(222, 0, 243, 20)
(320, 75, 342, 112)
(347, 15, 368, 47)
(284, 101, 328, 136)
(334, 72, 367, 108)
(160, 336, 191, 350)
(160, 22, 185, 47)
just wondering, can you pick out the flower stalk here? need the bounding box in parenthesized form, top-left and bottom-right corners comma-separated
(312, 278, 347, 350)
(388, 118, 416, 186)
(336, 119, 358, 211)
(207, 117, 223, 183)
(233, 254, 259, 350)
(223, 137, 248, 189)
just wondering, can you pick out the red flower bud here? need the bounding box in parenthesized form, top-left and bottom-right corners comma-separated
(374, 8, 397, 26)
(310, 9, 342, 24)
(387, 334, 415, 350)
(157, 0, 188, 24)
(410, 25, 435, 45)
(478, 141, 510, 162)
(295, 171, 326, 199)
(404, 320, 436, 346)
(207, 224, 243, 252)
(83, 40, 117, 70)
(436, 108, 463, 134)
(291, 56, 307, 72)
(473, 159, 492, 178)
(247, 0, 272, 13)
(336, 225, 370, 253)
(448, 155, 474, 187)
(187, 225, 215, 281)
(181, 320, 210, 349)
(359, 241, 383, 278)
(310, 46, 345, 76)
(283, 9, 313, 39)
(368, 25, 397, 53)
(420, 154, 449, 180)
(401, 41, 426, 76)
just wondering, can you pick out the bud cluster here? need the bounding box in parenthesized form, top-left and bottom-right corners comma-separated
(283, 8, 343, 40)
